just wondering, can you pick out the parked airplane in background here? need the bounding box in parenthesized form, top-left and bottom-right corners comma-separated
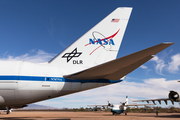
(133, 81, 180, 105)
(88, 96, 154, 115)
(0, 7, 173, 114)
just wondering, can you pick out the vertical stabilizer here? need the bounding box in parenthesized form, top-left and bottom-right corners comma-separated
(49, 7, 132, 74)
(126, 96, 128, 105)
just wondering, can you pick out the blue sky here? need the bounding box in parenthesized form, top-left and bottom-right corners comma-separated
(1, 0, 180, 108)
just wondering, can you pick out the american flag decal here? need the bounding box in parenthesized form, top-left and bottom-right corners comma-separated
(111, 19, 120, 22)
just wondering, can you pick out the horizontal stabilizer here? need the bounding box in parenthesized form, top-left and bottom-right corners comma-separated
(64, 43, 173, 80)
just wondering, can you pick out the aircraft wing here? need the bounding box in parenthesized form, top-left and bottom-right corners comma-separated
(87, 105, 108, 107)
(133, 98, 172, 105)
(64, 43, 173, 80)
(125, 103, 155, 107)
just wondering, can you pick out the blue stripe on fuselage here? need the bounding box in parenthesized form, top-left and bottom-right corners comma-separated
(0, 76, 122, 83)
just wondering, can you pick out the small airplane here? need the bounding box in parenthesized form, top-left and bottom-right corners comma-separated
(88, 106, 106, 111)
(88, 96, 154, 115)
(133, 81, 180, 105)
(0, 7, 173, 114)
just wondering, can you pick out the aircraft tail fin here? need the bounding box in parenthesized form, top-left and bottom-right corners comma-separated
(48, 7, 132, 73)
(126, 96, 128, 105)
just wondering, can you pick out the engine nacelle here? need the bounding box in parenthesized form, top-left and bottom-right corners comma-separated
(168, 91, 180, 102)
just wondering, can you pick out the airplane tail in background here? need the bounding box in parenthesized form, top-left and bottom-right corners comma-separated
(49, 8, 132, 71)
(126, 96, 128, 105)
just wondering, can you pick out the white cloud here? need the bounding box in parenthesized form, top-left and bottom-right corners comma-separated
(147, 53, 180, 74)
(140, 65, 148, 69)
(0, 49, 55, 63)
(150, 55, 166, 75)
(168, 53, 180, 73)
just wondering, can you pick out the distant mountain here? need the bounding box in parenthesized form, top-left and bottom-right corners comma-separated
(22, 104, 59, 110)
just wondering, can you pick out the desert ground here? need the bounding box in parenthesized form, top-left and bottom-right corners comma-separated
(0, 111, 179, 120)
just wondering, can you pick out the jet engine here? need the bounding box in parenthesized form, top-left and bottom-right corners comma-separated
(168, 91, 180, 102)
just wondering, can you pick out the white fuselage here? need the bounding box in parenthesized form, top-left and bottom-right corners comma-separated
(0, 61, 121, 107)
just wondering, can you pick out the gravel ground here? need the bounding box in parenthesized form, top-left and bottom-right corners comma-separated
(0, 111, 179, 120)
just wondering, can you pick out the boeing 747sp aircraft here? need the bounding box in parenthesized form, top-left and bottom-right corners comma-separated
(0, 7, 173, 114)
